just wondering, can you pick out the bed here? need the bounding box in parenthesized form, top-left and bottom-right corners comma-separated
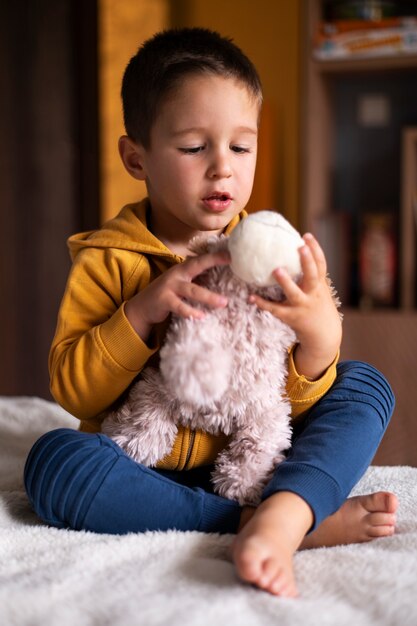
(1, 395, 417, 626)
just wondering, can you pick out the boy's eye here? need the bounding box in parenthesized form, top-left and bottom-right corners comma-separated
(179, 146, 205, 154)
(231, 145, 250, 154)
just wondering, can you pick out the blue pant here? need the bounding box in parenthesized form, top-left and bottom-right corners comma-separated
(24, 361, 394, 535)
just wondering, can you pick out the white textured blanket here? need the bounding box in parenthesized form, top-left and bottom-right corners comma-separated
(1, 396, 417, 626)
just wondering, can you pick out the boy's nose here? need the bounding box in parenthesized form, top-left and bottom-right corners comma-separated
(207, 152, 232, 179)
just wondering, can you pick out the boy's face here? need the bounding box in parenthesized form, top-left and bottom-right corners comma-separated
(137, 74, 259, 241)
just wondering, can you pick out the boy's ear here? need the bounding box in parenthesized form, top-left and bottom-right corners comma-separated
(118, 135, 147, 180)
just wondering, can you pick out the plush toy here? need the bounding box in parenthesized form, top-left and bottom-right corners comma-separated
(102, 211, 306, 505)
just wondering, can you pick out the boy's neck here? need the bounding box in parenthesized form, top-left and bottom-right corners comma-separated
(163, 239, 194, 258)
(147, 207, 223, 258)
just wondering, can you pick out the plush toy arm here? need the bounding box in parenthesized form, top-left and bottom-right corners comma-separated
(101, 368, 178, 466)
(160, 313, 232, 407)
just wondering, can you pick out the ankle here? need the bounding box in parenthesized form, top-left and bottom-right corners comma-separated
(238, 505, 256, 532)
(245, 492, 314, 550)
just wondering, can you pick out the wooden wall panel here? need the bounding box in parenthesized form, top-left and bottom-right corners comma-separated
(341, 310, 417, 467)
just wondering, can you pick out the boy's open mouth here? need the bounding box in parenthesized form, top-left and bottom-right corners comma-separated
(203, 192, 232, 212)
(205, 192, 231, 202)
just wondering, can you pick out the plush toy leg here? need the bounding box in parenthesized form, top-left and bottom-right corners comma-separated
(211, 405, 292, 506)
(101, 368, 178, 467)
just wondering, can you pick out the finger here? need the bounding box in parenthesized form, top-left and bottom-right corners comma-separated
(303, 233, 327, 276)
(183, 251, 230, 280)
(174, 298, 206, 319)
(272, 267, 304, 304)
(178, 281, 228, 309)
(249, 293, 290, 320)
(298, 244, 319, 292)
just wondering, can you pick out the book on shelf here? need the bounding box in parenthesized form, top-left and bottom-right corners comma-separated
(400, 127, 417, 309)
(359, 213, 397, 309)
(313, 16, 417, 60)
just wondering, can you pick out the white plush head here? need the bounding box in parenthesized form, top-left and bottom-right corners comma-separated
(228, 210, 304, 286)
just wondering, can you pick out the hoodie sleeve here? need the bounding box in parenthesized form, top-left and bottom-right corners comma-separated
(49, 246, 158, 421)
(286, 344, 339, 420)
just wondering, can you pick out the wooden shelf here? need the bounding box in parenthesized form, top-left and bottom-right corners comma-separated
(313, 53, 417, 73)
(302, 0, 417, 307)
(302, 1, 417, 465)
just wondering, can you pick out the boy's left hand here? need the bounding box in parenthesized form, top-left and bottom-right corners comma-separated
(249, 233, 342, 381)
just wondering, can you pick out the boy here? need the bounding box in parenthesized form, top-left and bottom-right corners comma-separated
(25, 28, 397, 598)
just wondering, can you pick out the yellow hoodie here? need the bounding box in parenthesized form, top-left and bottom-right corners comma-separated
(49, 199, 338, 471)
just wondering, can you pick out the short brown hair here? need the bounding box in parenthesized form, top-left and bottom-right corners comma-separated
(121, 27, 263, 148)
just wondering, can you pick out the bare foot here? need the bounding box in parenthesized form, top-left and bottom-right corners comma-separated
(232, 492, 313, 598)
(301, 491, 398, 549)
(232, 491, 398, 598)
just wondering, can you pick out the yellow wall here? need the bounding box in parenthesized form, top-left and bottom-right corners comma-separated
(98, 0, 169, 222)
(99, 0, 301, 225)
(174, 0, 301, 225)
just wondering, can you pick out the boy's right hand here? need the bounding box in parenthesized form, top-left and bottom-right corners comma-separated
(125, 251, 230, 341)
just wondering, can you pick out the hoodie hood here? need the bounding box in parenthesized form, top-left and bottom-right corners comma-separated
(68, 198, 245, 262)
(68, 200, 169, 262)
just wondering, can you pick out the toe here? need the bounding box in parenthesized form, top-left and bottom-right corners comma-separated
(233, 538, 268, 584)
(269, 572, 298, 598)
(385, 492, 399, 514)
(363, 491, 398, 514)
(234, 551, 262, 583)
(368, 524, 395, 539)
(258, 557, 280, 589)
(366, 511, 396, 527)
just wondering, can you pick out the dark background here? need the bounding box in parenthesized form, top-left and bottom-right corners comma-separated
(0, 0, 100, 398)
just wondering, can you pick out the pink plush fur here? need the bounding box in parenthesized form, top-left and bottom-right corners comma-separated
(102, 235, 297, 505)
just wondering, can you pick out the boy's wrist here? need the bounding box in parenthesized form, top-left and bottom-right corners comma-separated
(293, 341, 340, 381)
(125, 299, 152, 341)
